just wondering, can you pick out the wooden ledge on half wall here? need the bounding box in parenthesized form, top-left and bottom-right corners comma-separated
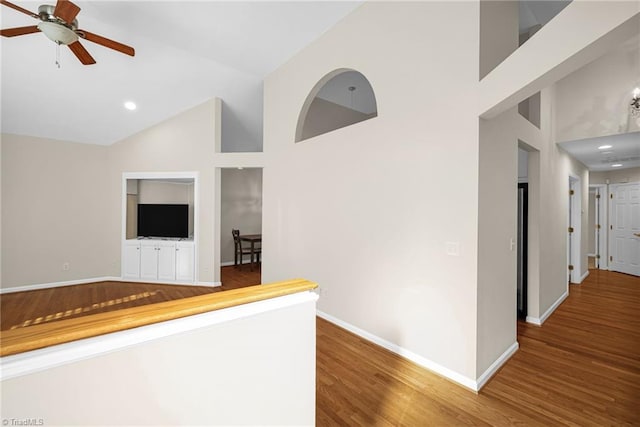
(0, 279, 318, 357)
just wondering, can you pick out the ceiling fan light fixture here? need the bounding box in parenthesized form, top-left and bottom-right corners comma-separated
(37, 21, 78, 45)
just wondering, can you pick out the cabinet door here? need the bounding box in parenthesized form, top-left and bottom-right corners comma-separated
(176, 242, 195, 282)
(157, 242, 177, 281)
(140, 242, 159, 280)
(123, 242, 141, 278)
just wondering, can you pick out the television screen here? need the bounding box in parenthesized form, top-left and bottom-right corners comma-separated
(137, 204, 189, 238)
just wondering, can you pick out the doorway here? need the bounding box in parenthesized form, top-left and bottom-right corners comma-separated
(218, 167, 264, 287)
(517, 183, 528, 320)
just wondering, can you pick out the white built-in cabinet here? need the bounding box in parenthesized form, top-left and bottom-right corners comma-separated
(123, 241, 141, 278)
(175, 242, 195, 282)
(123, 239, 195, 283)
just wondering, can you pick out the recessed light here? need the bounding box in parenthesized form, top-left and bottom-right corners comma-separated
(598, 144, 612, 150)
(600, 151, 614, 155)
(124, 101, 137, 111)
(611, 163, 623, 168)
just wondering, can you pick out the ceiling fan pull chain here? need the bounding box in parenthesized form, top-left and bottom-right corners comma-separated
(55, 42, 61, 68)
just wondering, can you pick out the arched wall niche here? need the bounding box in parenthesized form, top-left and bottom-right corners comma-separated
(295, 69, 378, 143)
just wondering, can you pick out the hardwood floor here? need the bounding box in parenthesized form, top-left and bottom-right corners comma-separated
(220, 264, 261, 290)
(1, 266, 260, 332)
(3, 266, 636, 424)
(317, 269, 640, 426)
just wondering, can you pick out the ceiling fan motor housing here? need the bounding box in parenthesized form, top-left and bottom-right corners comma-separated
(38, 4, 78, 29)
(37, 4, 78, 45)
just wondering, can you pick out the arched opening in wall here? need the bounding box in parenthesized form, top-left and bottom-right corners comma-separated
(295, 69, 377, 142)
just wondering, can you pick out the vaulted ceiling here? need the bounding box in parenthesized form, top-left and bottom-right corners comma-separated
(1, 1, 361, 148)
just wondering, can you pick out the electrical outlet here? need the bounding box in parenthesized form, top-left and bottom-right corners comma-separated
(62, 262, 70, 271)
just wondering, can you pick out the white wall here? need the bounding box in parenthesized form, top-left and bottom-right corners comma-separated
(515, 86, 589, 322)
(518, 147, 529, 181)
(1, 134, 110, 288)
(556, 34, 640, 142)
(220, 168, 263, 264)
(479, 0, 519, 79)
(1, 295, 317, 426)
(477, 108, 520, 377)
(264, 1, 481, 382)
(107, 99, 219, 283)
(479, 1, 640, 119)
(2, 100, 220, 287)
(590, 167, 640, 185)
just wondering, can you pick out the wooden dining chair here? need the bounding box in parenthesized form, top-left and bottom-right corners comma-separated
(232, 229, 261, 269)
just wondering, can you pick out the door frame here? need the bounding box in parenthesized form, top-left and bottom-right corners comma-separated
(517, 183, 528, 320)
(568, 175, 582, 284)
(590, 184, 608, 270)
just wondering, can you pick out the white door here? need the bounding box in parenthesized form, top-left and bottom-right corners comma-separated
(123, 242, 141, 278)
(140, 242, 159, 280)
(609, 182, 640, 276)
(157, 242, 177, 281)
(176, 242, 195, 282)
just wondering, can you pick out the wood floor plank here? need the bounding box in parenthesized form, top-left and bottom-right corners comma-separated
(316, 270, 640, 425)
(1, 265, 260, 331)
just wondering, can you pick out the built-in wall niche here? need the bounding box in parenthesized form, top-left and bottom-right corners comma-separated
(295, 69, 377, 143)
(123, 174, 198, 284)
(126, 178, 195, 240)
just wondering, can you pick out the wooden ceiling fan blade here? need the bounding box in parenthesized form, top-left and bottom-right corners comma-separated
(0, 0, 39, 19)
(54, 0, 81, 24)
(0, 26, 40, 37)
(68, 41, 96, 65)
(78, 30, 135, 57)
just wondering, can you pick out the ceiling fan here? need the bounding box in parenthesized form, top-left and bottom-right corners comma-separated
(0, 0, 135, 65)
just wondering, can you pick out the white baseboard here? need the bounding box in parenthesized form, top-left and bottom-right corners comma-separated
(578, 270, 589, 283)
(526, 290, 568, 326)
(570, 270, 589, 285)
(0, 277, 221, 294)
(120, 278, 221, 288)
(317, 310, 486, 391)
(476, 342, 519, 390)
(0, 277, 120, 294)
(196, 281, 222, 287)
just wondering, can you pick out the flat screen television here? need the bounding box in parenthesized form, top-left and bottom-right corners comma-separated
(137, 204, 189, 238)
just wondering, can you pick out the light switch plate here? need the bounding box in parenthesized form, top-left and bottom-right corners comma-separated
(446, 242, 459, 256)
